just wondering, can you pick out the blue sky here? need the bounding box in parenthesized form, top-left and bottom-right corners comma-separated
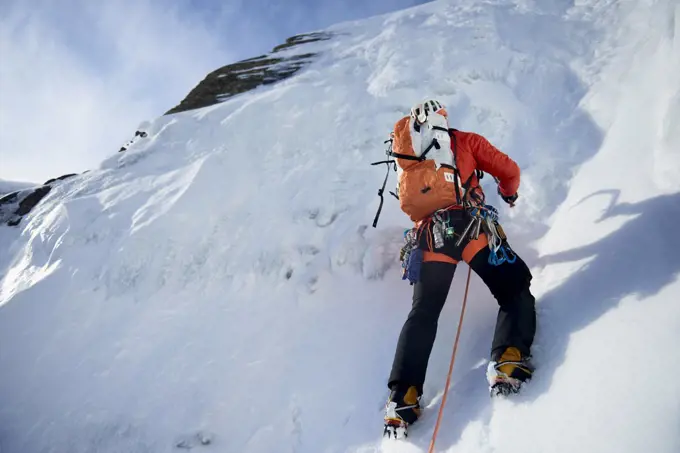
(0, 0, 428, 183)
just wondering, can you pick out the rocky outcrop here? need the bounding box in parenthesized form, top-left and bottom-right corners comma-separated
(166, 32, 332, 115)
(119, 130, 148, 153)
(43, 173, 78, 186)
(0, 174, 78, 227)
(2, 34, 333, 226)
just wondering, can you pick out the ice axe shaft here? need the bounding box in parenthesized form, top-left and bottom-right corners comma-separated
(456, 216, 477, 247)
(473, 216, 482, 239)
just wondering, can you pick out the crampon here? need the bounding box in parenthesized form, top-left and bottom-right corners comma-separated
(489, 376, 523, 397)
(383, 418, 408, 439)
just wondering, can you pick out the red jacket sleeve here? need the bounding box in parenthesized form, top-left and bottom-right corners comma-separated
(468, 133, 520, 196)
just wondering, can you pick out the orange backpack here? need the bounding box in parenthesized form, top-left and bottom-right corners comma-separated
(372, 103, 467, 226)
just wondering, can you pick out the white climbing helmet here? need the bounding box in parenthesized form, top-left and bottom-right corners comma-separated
(410, 99, 445, 125)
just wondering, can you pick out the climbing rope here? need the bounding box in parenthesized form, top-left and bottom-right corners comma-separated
(428, 266, 472, 453)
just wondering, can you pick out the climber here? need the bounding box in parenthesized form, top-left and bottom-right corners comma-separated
(382, 100, 536, 437)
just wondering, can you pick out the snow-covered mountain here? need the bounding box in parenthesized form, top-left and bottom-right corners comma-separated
(1, 1, 679, 452)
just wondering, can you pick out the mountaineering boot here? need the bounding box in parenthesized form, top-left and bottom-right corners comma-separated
(487, 347, 534, 396)
(383, 385, 422, 439)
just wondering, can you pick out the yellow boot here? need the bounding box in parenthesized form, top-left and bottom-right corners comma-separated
(383, 385, 422, 438)
(487, 347, 534, 396)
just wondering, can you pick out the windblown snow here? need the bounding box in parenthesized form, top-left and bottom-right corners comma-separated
(0, 179, 35, 198)
(1, 1, 679, 452)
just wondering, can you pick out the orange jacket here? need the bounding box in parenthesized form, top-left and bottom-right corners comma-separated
(392, 116, 520, 221)
(449, 129, 520, 201)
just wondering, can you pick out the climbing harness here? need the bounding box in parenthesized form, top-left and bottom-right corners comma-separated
(399, 204, 515, 288)
(475, 205, 516, 266)
(451, 204, 517, 266)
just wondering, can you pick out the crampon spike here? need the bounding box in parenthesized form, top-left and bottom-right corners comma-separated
(490, 378, 522, 397)
(383, 419, 408, 439)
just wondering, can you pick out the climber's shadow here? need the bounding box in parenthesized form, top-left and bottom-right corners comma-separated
(527, 190, 680, 399)
(428, 190, 680, 450)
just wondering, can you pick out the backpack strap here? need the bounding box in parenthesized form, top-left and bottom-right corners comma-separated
(372, 137, 400, 228)
(388, 152, 422, 161)
(388, 138, 441, 162)
(449, 130, 463, 206)
(371, 159, 394, 228)
(414, 126, 447, 159)
(420, 138, 441, 160)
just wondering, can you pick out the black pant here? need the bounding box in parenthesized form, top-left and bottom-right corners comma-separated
(388, 245, 536, 393)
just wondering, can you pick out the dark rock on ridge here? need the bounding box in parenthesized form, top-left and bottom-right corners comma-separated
(1, 174, 77, 227)
(166, 32, 332, 115)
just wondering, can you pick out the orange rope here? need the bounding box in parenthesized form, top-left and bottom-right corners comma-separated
(428, 266, 472, 453)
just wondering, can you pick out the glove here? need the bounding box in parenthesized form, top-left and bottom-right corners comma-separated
(497, 186, 518, 206)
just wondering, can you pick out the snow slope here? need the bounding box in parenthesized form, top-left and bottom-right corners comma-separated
(1, 1, 679, 452)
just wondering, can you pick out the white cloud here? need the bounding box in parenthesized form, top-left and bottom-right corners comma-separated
(0, 0, 426, 184)
(0, 0, 231, 183)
